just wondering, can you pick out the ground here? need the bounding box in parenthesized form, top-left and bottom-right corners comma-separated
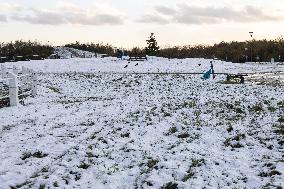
(0, 57, 284, 189)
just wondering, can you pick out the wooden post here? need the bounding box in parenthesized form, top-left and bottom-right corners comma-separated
(8, 72, 19, 106)
(1, 65, 7, 78)
(240, 76, 245, 84)
(226, 75, 230, 82)
(1, 65, 8, 85)
(22, 66, 27, 74)
(27, 68, 33, 88)
(13, 65, 18, 75)
(22, 66, 28, 90)
(271, 58, 275, 64)
(31, 71, 38, 96)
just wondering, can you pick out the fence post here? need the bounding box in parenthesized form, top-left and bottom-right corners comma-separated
(1, 65, 6, 77)
(22, 66, 27, 75)
(271, 58, 275, 64)
(8, 72, 19, 106)
(31, 71, 38, 96)
(13, 65, 18, 75)
(22, 66, 27, 89)
(25, 68, 32, 89)
(1, 64, 7, 78)
(1, 65, 8, 85)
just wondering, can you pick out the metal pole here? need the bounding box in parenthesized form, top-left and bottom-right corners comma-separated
(31, 71, 38, 96)
(249, 32, 254, 62)
(251, 46, 252, 62)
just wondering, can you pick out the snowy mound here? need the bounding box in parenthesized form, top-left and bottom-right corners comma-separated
(54, 47, 102, 59)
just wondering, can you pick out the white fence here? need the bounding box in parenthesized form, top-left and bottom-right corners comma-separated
(0, 65, 37, 107)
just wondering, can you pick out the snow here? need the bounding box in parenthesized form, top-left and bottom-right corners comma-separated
(2, 56, 284, 75)
(0, 56, 284, 189)
(54, 47, 105, 59)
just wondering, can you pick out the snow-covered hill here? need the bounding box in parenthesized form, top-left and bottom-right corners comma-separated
(54, 47, 104, 59)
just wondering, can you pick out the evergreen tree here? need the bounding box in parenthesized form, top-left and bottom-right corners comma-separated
(145, 33, 160, 56)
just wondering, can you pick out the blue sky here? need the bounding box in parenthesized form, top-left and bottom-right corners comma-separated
(0, 0, 284, 48)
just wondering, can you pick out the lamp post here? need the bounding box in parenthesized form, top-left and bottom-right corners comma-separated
(249, 32, 254, 62)
(245, 48, 248, 62)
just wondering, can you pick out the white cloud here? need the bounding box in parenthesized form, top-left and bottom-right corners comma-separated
(56, 1, 85, 13)
(11, 8, 65, 25)
(0, 14, 7, 22)
(137, 13, 170, 24)
(0, 3, 23, 12)
(138, 4, 283, 25)
(7, 2, 126, 26)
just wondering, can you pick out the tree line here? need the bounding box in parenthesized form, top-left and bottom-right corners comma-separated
(0, 40, 54, 61)
(65, 41, 116, 56)
(65, 37, 284, 63)
(156, 37, 284, 62)
(1, 37, 284, 63)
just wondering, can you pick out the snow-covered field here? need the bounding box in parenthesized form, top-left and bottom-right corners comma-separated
(3, 57, 284, 75)
(0, 57, 284, 189)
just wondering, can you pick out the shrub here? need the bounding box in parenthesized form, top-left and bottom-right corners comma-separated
(0, 40, 53, 59)
(161, 182, 178, 189)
